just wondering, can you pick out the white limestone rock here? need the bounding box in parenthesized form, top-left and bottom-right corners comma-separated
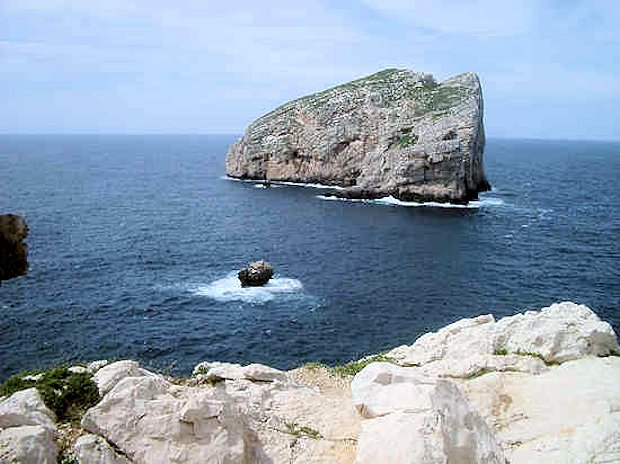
(387, 302, 619, 370)
(352, 362, 505, 463)
(351, 362, 435, 418)
(0, 425, 58, 464)
(0, 387, 56, 430)
(81, 375, 247, 464)
(461, 356, 620, 463)
(87, 360, 109, 373)
(192, 361, 288, 383)
(92, 360, 155, 396)
(226, 69, 490, 204)
(419, 353, 548, 378)
(69, 365, 88, 374)
(74, 433, 131, 464)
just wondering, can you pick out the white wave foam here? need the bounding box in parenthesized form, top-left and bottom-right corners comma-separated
(222, 176, 343, 190)
(317, 195, 505, 209)
(189, 272, 304, 304)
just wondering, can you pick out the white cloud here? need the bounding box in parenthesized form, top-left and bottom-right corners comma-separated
(360, 0, 536, 37)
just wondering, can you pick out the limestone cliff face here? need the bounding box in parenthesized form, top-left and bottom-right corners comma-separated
(226, 68, 490, 203)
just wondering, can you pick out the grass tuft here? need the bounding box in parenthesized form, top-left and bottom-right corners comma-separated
(283, 421, 322, 440)
(0, 366, 100, 424)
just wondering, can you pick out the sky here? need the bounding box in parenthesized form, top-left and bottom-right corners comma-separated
(1, 0, 619, 140)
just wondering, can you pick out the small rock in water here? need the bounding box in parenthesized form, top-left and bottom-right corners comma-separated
(238, 260, 273, 287)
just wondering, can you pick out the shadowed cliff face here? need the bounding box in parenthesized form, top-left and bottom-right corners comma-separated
(0, 214, 29, 282)
(226, 68, 490, 203)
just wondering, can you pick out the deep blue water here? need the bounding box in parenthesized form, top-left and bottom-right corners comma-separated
(1, 135, 619, 381)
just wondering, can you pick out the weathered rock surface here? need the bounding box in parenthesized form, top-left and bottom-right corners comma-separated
(0, 387, 56, 430)
(74, 434, 131, 464)
(0, 388, 58, 463)
(82, 360, 359, 464)
(226, 69, 490, 203)
(0, 425, 58, 464)
(0, 213, 29, 282)
(461, 356, 620, 463)
(352, 363, 506, 463)
(92, 360, 156, 396)
(386, 302, 619, 376)
(238, 260, 274, 287)
(192, 361, 288, 383)
(3, 302, 617, 463)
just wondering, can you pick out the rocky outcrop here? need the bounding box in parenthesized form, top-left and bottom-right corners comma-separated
(226, 69, 490, 203)
(81, 361, 359, 464)
(384, 302, 619, 378)
(352, 363, 505, 463)
(0, 213, 29, 282)
(461, 356, 620, 463)
(1, 302, 618, 463)
(0, 388, 58, 463)
(74, 434, 130, 464)
(238, 260, 274, 287)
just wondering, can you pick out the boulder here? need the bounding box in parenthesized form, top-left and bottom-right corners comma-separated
(92, 360, 156, 396)
(226, 69, 490, 204)
(74, 433, 131, 464)
(351, 362, 505, 463)
(192, 361, 288, 383)
(0, 387, 56, 430)
(0, 425, 58, 464)
(238, 260, 274, 287)
(81, 375, 247, 464)
(87, 360, 110, 373)
(82, 361, 360, 464)
(0, 213, 29, 282)
(386, 302, 619, 370)
(461, 356, 620, 463)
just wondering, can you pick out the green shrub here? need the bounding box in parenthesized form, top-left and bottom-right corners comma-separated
(0, 366, 100, 423)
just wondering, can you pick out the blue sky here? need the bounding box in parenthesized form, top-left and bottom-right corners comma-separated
(1, 0, 619, 139)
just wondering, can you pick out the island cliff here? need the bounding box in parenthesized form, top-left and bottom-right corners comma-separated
(226, 68, 490, 203)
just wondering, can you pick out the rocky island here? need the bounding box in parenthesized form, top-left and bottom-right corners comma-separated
(226, 68, 490, 203)
(1, 302, 619, 463)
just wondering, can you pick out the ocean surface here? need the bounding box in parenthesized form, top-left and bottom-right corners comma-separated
(1, 135, 619, 381)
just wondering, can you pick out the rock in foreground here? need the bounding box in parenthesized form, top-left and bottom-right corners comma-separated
(238, 260, 274, 287)
(226, 69, 490, 203)
(1, 302, 618, 463)
(0, 213, 29, 282)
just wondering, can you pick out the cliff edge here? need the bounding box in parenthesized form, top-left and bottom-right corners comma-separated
(2, 302, 618, 463)
(226, 68, 490, 203)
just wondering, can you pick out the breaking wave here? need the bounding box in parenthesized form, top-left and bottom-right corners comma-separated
(188, 272, 304, 304)
(316, 195, 505, 209)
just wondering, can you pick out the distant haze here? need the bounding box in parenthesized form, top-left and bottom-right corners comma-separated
(1, 1, 619, 140)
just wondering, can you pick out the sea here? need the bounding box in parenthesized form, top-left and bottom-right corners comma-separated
(1, 135, 619, 381)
